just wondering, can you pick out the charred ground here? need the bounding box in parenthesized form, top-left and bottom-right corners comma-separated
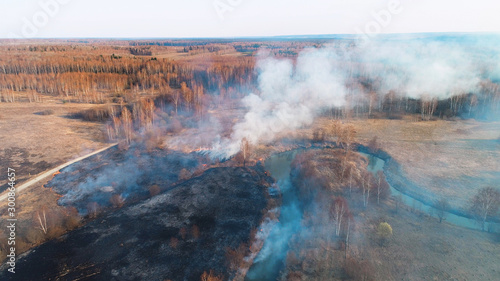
(45, 145, 203, 213)
(1, 165, 273, 281)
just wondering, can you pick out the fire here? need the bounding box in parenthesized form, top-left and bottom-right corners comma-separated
(193, 147, 211, 152)
(48, 186, 63, 198)
(53, 171, 61, 177)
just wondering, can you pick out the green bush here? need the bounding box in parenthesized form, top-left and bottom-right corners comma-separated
(377, 222, 393, 245)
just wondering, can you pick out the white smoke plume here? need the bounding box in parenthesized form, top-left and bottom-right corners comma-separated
(209, 37, 499, 159)
(210, 48, 348, 158)
(354, 40, 483, 98)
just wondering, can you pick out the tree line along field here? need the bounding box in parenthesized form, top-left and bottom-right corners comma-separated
(1, 39, 499, 120)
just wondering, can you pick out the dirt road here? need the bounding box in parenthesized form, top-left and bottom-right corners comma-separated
(0, 143, 117, 202)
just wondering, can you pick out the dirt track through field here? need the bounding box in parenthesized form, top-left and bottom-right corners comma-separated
(0, 143, 117, 202)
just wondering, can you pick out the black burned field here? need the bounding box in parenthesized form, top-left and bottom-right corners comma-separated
(45, 145, 203, 214)
(1, 165, 273, 281)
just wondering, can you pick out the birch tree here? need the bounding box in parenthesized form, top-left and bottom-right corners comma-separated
(469, 187, 500, 231)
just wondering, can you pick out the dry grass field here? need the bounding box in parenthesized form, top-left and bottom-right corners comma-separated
(0, 101, 109, 190)
(354, 198, 500, 281)
(0, 100, 113, 261)
(309, 117, 500, 211)
(281, 148, 500, 281)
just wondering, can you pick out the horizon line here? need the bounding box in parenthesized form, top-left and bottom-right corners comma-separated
(1, 31, 500, 41)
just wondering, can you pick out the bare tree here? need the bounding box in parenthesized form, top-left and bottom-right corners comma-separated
(330, 121, 356, 153)
(36, 210, 48, 235)
(435, 198, 450, 223)
(121, 107, 133, 144)
(341, 125, 356, 154)
(181, 82, 193, 111)
(347, 161, 360, 197)
(172, 90, 180, 115)
(469, 187, 500, 231)
(331, 197, 349, 237)
(469, 94, 478, 116)
(112, 116, 121, 140)
(450, 93, 466, 115)
(367, 136, 379, 154)
(375, 171, 389, 205)
(312, 129, 325, 143)
(331, 121, 357, 181)
(110, 194, 125, 208)
(360, 171, 374, 208)
(368, 91, 377, 117)
(421, 96, 438, 121)
(86, 202, 101, 218)
(240, 137, 250, 167)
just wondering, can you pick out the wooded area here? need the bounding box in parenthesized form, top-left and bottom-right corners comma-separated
(1, 40, 499, 124)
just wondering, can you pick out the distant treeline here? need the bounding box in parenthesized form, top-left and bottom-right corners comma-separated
(0, 42, 499, 120)
(129, 47, 152, 56)
(0, 44, 257, 105)
(330, 89, 500, 121)
(129, 41, 211, 47)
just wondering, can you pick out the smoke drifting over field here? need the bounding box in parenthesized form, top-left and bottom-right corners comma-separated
(354, 41, 482, 99)
(46, 147, 201, 213)
(211, 48, 348, 158)
(210, 38, 500, 158)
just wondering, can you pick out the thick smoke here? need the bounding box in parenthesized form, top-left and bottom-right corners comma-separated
(353, 40, 482, 99)
(210, 38, 500, 158)
(210, 49, 348, 158)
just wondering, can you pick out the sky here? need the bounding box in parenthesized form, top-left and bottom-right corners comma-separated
(1, 0, 500, 38)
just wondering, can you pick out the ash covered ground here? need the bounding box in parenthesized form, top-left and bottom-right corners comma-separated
(45, 145, 203, 214)
(1, 164, 273, 281)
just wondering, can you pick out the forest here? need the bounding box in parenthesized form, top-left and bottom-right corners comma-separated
(1, 39, 499, 122)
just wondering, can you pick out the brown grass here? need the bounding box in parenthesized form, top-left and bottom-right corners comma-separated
(0, 101, 109, 187)
(0, 101, 109, 262)
(282, 148, 500, 281)
(352, 199, 500, 281)
(307, 117, 500, 211)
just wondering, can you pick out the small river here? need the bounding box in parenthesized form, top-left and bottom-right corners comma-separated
(360, 152, 500, 233)
(245, 150, 303, 281)
(246, 149, 498, 281)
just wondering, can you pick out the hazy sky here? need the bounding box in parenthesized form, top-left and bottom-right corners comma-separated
(1, 0, 500, 38)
